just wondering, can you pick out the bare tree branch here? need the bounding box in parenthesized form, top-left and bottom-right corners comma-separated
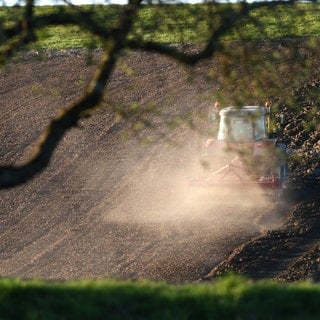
(0, 1, 141, 188)
(125, 0, 301, 65)
(0, 0, 315, 188)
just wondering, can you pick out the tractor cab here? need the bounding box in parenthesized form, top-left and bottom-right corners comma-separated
(217, 106, 267, 143)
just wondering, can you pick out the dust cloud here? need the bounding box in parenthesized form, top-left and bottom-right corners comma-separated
(0, 128, 286, 281)
(69, 131, 287, 281)
(83, 133, 284, 231)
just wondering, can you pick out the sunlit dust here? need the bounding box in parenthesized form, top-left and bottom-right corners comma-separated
(84, 132, 286, 231)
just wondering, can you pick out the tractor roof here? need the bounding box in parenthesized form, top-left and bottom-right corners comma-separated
(219, 106, 266, 116)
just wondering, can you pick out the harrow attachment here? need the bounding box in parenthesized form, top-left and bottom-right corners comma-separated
(191, 155, 285, 199)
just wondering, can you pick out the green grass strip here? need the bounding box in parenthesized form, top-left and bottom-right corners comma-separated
(1, 3, 320, 50)
(1, 275, 320, 319)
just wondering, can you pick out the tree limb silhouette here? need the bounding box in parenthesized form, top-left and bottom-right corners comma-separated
(0, 0, 313, 188)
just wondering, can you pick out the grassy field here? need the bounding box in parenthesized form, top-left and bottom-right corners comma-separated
(1, 3, 320, 49)
(1, 275, 320, 319)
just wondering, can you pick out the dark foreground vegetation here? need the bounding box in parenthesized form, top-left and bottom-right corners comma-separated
(1, 275, 320, 320)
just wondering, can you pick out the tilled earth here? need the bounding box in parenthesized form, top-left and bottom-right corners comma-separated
(0, 46, 319, 283)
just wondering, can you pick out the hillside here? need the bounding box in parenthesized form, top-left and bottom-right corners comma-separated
(0, 44, 319, 282)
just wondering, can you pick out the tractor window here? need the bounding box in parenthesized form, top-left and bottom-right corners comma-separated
(230, 117, 253, 142)
(218, 116, 254, 142)
(218, 112, 267, 142)
(253, 116, 267, 140)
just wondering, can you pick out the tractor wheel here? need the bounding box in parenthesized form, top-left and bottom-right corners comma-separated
(271, 145, 288, 200)
(266, 172, 284, 201)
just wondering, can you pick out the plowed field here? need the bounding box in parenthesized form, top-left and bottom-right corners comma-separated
(1, 48, 319, 282)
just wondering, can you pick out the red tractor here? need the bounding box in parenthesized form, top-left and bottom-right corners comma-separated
(193, 104, 288, 199)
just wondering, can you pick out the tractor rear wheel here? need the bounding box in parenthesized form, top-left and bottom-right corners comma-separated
(270, 145, 288, 200)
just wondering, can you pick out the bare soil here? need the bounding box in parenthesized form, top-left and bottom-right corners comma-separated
(0, 46, 319, 283)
